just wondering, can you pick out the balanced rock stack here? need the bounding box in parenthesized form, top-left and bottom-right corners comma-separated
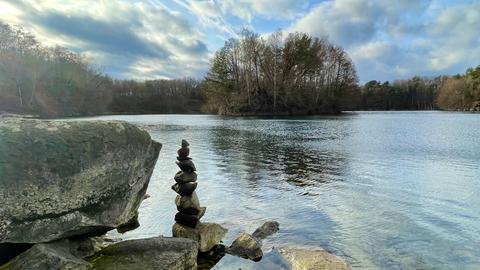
(172, 139, 205, 227)
(172, 140, 227, 253)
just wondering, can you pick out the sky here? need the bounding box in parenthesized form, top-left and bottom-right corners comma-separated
(0, 0, 479, 83)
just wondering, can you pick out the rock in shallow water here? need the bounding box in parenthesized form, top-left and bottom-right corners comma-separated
(0, 118, 161, 243)
(279, 247, 350, 270)
(226, 221, 279, 262)
(252, 221, 280, 240)
(226, 232, 263, 261)
(87, 237, 197, 270)
(172, 223, 227, 253)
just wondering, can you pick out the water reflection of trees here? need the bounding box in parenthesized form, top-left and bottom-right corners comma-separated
(208, 124, 348, 189)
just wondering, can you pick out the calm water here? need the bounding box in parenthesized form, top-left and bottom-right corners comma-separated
(79, 112, 480, 269)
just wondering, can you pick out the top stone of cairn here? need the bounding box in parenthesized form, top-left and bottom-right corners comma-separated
(177, 139, 190, 161)
(176, 140, 196, 173)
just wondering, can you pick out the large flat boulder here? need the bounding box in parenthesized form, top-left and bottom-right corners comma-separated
(87, 237, 197, 270)
(0, 118, 161, 243)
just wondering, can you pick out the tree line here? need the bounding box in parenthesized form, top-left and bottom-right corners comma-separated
(358, 76, 443, 110)
(1, 21, 479, 117)
(109, 78, 204, 114)
(204, 30, 358, 114)
(436, 66, 480, 111)
(0, 21, 203, 117)
(0, 21, 112, 117)
(358, 68, 480, 111)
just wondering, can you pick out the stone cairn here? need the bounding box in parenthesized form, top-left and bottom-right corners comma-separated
(172, 139, 205, 227)
(172, 140, 227, 253)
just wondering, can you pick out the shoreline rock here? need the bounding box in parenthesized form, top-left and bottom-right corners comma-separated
(173, 223, 227, 253)
(227, 232, 263, 261)
(87, 237, 198, 270)
(0, 118, 161, 244)
(226, 221, 280, 261)
(1, 243, 91, 270)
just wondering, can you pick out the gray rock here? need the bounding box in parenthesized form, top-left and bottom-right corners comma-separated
(174, 212, 199, 228)
(171, 182, 198, 196)
(0, 118, 161, 243)
(175, 192, 201, 214)
(87, 237, 197, 270)
(252, 221, 280, 240)
(172, 223, 227, 253)
(1, 240, 93, 270)
(174, 171, 197, 184)
(174, 207, 206, 227)
(226, 232, 263, 261)
(226, 220, 280, 262)
(177, 146, 190, 160)
(89, 236, 121, 253)
(116, 212, 140, 234)
(251, 247, 291, 270)
(176, 159, 196, 173)
(279, 247, 350, 270)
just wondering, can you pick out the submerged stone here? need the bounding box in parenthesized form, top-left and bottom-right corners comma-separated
(172, 223, 227, 253)
(279, 247, 350, 270)
(252, 221, 280, 240)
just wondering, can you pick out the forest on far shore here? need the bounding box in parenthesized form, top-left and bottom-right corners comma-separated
(1, 21, 479, 118)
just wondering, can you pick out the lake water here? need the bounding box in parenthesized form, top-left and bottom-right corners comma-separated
(80, 112, 480, 269)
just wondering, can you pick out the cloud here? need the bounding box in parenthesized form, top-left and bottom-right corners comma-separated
(218, 0, 309, 21)
(427, 1, 480, 71)
(174, 0, 237, 37)
(289, 0, 430, 46)
(1, 0, 210, 79)
(288, 0, 480, 82)
(34, 12, 170, 58)
(1, 0, 478, 82)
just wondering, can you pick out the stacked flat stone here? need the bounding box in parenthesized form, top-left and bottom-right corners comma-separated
(172, 140, 206, 228)
(172, 140, 228, 253)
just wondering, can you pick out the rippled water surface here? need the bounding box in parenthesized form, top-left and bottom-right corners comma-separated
(80, 112, 480, 269)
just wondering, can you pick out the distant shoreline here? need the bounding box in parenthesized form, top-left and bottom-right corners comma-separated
(3, 109, 479, 121)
